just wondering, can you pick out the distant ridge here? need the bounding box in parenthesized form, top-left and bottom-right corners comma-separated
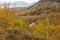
(40, 0, 60, 2)
(10, 1, 32, 7)
(0, 1, 33, 8)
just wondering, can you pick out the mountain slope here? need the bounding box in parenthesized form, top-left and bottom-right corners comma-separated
(40, 0, 60, 2)
(10, 1, 31, 7)
(19, 1, 60, 16)
(0, 1, 60, 40)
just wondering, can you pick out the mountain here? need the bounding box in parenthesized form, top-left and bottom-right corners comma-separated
(19, 1, 60, 24)
(40, 0, 60, 2)
(0, 0, 60, 40)
(18, 1, 60, 39)
(10, 1, 32, 7)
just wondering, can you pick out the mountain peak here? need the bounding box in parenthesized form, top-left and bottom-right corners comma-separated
(10, 1, 32, 7)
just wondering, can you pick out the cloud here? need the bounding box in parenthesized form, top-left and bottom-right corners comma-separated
(0, 0, 39, 4)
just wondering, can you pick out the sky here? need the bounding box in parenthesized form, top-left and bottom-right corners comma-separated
(0, 0, 39, 4)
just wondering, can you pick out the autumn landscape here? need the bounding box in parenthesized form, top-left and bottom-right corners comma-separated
(0, 0, 60, 40)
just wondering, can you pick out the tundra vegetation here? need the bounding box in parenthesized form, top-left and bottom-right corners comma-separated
(0, 0, 60, 40)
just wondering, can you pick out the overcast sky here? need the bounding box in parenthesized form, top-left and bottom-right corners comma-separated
(0, 0, 39, 4)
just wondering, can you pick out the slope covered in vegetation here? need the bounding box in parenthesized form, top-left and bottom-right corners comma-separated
(0, 0, 60, 40)
(19, 1, 60, 40)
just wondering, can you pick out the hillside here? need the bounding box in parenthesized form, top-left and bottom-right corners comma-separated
(12, 7, 27, 12)
(0, 1, 60, 40)
(18, 1, 60, 40)
(19, 2, 60, 24)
